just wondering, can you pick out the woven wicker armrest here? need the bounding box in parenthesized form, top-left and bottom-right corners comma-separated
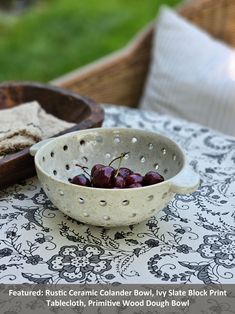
(51, 24, 153, 108)
(52, 0, 235, 108)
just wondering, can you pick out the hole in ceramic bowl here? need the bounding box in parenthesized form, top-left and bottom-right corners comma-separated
(161, 148, 166, 155)
(82, 156, 88, 163)
(100, 200, 107, 206)
(154, 163, 159, 170)
(114, 137, 121, 144)
(79, 198, 84, 204)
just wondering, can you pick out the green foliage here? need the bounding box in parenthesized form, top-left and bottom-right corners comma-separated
(0, 0, 180, 82)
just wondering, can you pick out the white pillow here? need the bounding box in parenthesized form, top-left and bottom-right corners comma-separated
(140, 7, 235, 136)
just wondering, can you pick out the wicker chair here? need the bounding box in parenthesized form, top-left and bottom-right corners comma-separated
(51, 0, 235, 108)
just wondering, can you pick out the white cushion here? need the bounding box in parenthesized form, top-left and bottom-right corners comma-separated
(140, 7, 235, 136)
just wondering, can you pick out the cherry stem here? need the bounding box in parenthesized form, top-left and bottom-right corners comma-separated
(108, 152, 129, 167)
(75, 164, 91, 177)
(108, 152, 129, 177)
(115, 155, 124, 178)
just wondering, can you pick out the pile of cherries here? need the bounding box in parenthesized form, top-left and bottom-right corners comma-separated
(71, 152, 164, 189)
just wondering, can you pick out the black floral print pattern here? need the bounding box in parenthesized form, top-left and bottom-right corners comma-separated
(0, 106, 234, 284)
(47, 245, 111, 283)
(197, 234, 235, 269)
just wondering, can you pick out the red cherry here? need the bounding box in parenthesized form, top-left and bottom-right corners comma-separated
(71, 174, 91, 186)
(112, 176, 126, 188)
(117, 167, 133, 178)
(91, 164, 105, 177)
(125, 173, 143, 186)
(143, 171, 164, 186)
(128, 183, 142, 188)
(92, 166, 115, 188)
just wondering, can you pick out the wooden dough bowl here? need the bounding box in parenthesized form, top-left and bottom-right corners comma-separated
(0, 82, 104, 189)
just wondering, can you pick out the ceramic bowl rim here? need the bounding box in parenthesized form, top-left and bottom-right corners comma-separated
(34, 127, 186, 192)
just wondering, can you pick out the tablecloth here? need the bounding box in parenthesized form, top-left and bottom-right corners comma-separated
(0, 106, 235, 284)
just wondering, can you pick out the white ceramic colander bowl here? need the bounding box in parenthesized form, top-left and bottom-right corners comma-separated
(30, 128, 199, 227)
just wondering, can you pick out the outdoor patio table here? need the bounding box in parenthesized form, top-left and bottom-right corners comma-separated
(0, 105, 235, 284)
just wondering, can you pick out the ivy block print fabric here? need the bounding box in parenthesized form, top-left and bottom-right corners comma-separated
(0, 106, 234, 284)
